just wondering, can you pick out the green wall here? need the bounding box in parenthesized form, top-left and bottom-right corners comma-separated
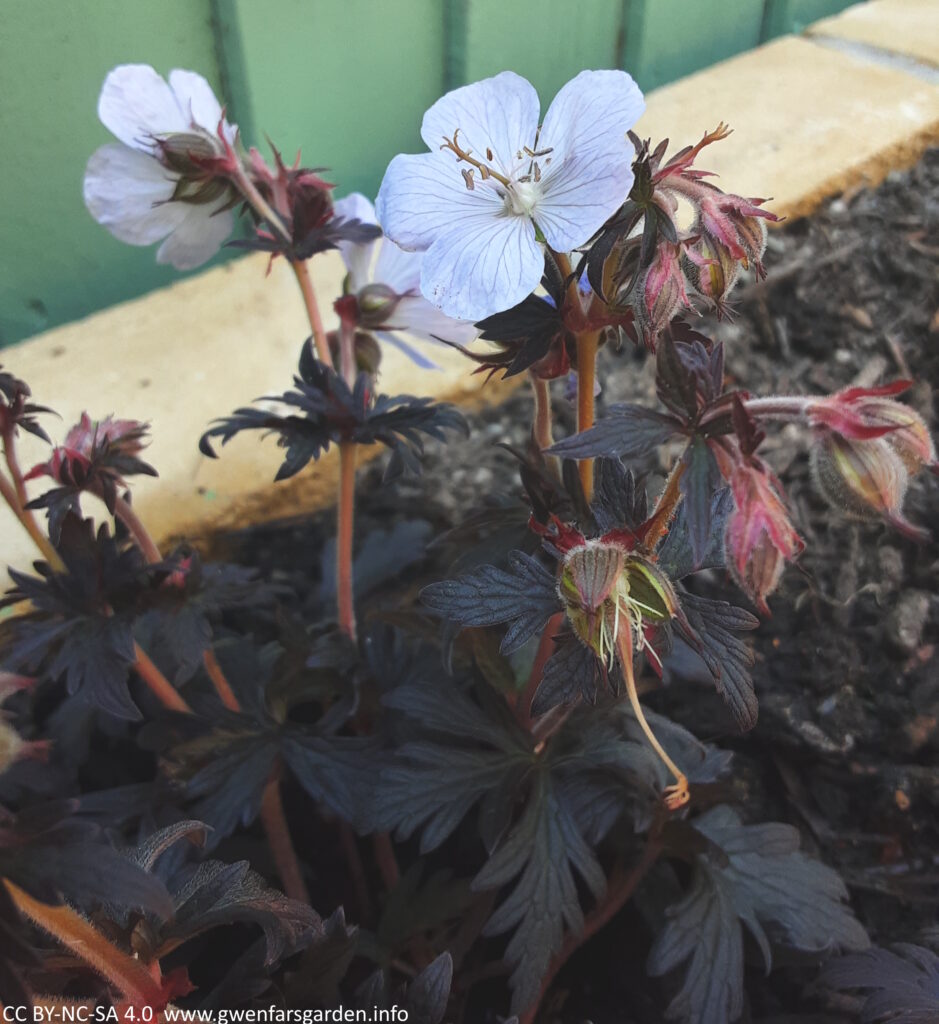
(0, 0, 856, 347)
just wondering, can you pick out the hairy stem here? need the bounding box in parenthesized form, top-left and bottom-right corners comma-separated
(0, 430, 65, 572)
(337, 441, 357, 641)
(575, 330, 600, 500)
(260, 775, 310, 905)
(529, 373, 560, 482)
(292, 259, 334, 368)
(516, 612, 563, 732)
(518, 841, 663, 1024)
(133, 642, 192, 714)
(643, 457, 687, 550)
(5, 880, 166, 1007)
(114, 496, 162, 564)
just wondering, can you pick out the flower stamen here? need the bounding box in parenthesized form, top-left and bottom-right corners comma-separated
(439, 130, 511, 188)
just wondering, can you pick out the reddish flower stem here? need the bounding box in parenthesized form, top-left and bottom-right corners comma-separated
(5, 880, 166, 1007)
(202, 648, 241, 712)
(132, 642, 192, 714)
(114, 495, 162, 564)
(339, 822, 373, 922)
(260, 774, 310, 905)
(516, 612, 563, 732)
(575, 330, 600, 501)
(293, 259, 334, 368)
(336, 441, 357, 641)
(643, 457, 687, 550)
(0, 428, 65, 571)
(372, 832, 401, 891)
(517, 840, 663, 1024)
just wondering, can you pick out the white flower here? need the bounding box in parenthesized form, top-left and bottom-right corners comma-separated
(83, 65, 238, 270)
(375, 70, 645, 321)
(333, 193, 479, 368)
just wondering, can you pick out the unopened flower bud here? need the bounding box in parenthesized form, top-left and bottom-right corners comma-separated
(326, 329, 382, 376)
(810, 432, 926, 540)
(724, 460, 804, 615)
(696, 193, 774, 278)
(681, 232, 740, 314)
(634, 241, 694, 348)
(356, 283, 403, 330)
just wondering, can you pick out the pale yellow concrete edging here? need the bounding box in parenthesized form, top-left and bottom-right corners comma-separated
(2, 6, 938, 572)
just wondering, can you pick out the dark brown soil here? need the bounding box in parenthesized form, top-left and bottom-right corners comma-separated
(219, 150, 939, 1022)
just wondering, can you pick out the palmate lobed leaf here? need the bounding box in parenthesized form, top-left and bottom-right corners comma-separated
(420, 551, 561, 654)
(546, 403, 683, 461)
(821, 943, 939, 1023)
(200, 343, 466, 481)
(473, 770, 607, 1015)
(648, 804, 869, 1024)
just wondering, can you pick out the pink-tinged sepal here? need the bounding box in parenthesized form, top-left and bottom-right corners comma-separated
(810, 432, 929, 542)
(723, 456, 804, 615)
(808, 383, 936, 474)
(634, 241, 696, 349)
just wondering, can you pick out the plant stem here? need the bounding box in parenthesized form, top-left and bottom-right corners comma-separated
(133, 642, 192, 714)
(615, 628, 688, 810)
(202, 648, 240, 711)
(260, 775, 310, 905)
(372, 832, 401, 891)
(530, 373, 560, 482)
(0, 430, 65, 571)
(517, 841, 663, 1024)
(643, 457, 687, 550)
(575, 330, 600, 501)
(336, 441, 357, 641)
(114, 496, 162, 564)
(516, 612, 563, 732)
(292, 259, 334, 368)
(5, 880, 166, 1007)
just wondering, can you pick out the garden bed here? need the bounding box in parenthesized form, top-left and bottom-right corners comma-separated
(211, 149, 939, 1021)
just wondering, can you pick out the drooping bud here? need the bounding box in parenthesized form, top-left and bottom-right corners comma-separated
(326, 328, 382, 377)
(724, 459, 804, 615)
(681, 231, 740, 315)
(810, 432, 926, 541)
(696, 193, 775, 277)
(634, 241, 695, 349)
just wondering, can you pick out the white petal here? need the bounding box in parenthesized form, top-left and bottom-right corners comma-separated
(420, 71, 540, 178)
(392, 295, 480, 345)
(374, 331, 441, 370)
(420, 212, 542, 321)
(83, 143, 185, 244)
(168, 68, 230, 136)
(333, 193, 379, 289)
(376, 150, 503, 252)
(373, 239, 421, 295)
(536, 70, 644, 250)
(98, 64, 188, 151)
(156, 202, 234, 270)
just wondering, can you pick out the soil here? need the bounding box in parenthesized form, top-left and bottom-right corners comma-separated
(216, 150, 939, 1022)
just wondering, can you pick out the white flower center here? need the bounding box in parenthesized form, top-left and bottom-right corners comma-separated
(504, 179, 542, 218)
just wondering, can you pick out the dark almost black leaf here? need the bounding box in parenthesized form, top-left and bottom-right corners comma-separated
(592, 458, 648, 533)
(281, 732, 373, 828)
(201, 343, 465, 480)
(656, 487, 733, 579)
(376, 677, 531, 851)
(420, 551, 561, 654)
(284, 907, 358, 1006)
(0, 366, 53, 444)
(547, 404, 682, 460)
(530, 633, 607, 716)
(472, 294, 574, 379)
(319, 520, 432, 603)
(228, 216, 382, 260)
(165, 858, 321, 963)
(677, 592, 759, 731)
(0, 803, 172, 917)
(473, 770, 607, 1015)
(678, 436, 721, 570)
(821, 943, 939, 1024)
(648, 805, 868, 1024)
(2, 516, 161, 719)
(405, 952, 453, 1024)
(655, 329, 723, 421)
(374, 865, 473, 959)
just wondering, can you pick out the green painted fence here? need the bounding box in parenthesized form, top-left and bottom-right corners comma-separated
(0, 0, 854, 347)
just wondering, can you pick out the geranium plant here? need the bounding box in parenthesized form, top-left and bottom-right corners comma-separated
(0, 62, 935, 1024)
